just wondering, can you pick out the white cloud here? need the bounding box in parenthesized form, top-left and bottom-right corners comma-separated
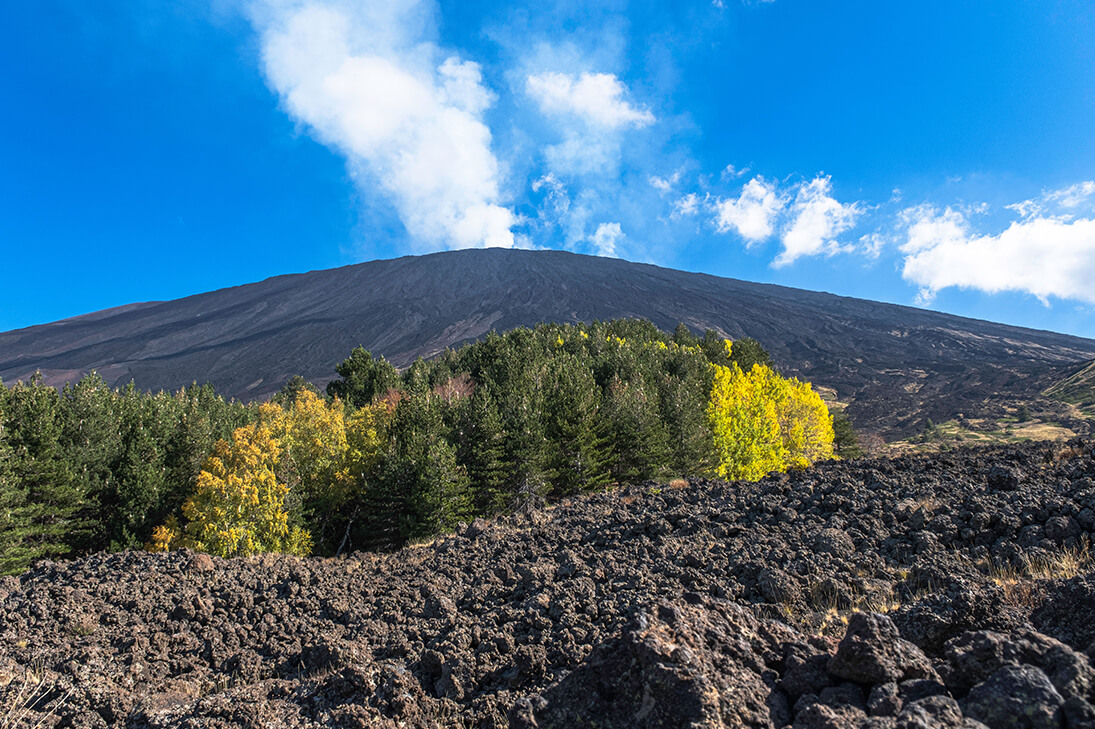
(722, 164, 750, 179)
(1049, 181, 1095, 209)
(714, 176, 786, 243)
(859, 232, 889, 260)
(1007, 180, 1095, 220)
(591, 222, 624, 257)
(775, 176, 861, 267)
(531, 173, 570, 217)
(649, 169, 683, 193)
(899, 204, 1095, 304)
(526, 72, 654, 129)
(673, 192, 703, 218)
(524, 70, 655, 178)
(249, 0, 515, 250)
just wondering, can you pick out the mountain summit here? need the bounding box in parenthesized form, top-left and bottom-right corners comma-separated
(2, 249, 1093, 436)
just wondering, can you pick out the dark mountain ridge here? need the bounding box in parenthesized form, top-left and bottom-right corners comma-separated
(2, 248, 1094, 436)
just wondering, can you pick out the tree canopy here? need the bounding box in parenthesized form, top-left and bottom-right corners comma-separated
(0, 320, 840, 568)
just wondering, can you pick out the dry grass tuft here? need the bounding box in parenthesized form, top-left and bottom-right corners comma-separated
(792, 580, 902, 638)
(667, 478, 689, 491)
(987, 538, 1093, 607)
(2, 675, 72, 729)
(1053, 443, 1087, 464)
(1024, 539, 1093, 581)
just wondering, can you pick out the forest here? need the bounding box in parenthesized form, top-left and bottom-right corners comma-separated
(0, 320, 843, 572)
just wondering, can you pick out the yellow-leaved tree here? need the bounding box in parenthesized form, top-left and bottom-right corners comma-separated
(776, 377, 834, 469)
(264, 392, 348, 547)
(708, 362, 786, 481)
(708, 341, 834, 480)
(269, 390, 389, 552)
(148, 390, 391, 557)
(173, 421, 312, 557)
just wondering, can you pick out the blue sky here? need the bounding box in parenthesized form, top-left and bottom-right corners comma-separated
(3, 0, 1095, 338)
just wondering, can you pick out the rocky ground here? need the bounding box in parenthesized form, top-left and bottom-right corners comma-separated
(4, 439, 1095, 728)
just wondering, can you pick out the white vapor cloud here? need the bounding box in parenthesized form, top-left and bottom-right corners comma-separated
(649, 169, 683, 193)
(776, 176, 861, 267)
(250, 0, 515, 250)
(722, 164, 750, 179)
(524, 70, 655, 178)
(900, 204, 1095, 304)
(531, 173, 570, 218)
(526, 72, 654, 129)
(673, 192, 704, 218)
(591, 222, 624, 257)
(714, 176, 786, 243)
(707, 174, 862, 265)
(1007, 180, 1095, 220)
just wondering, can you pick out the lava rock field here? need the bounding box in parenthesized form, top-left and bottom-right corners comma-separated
(4, 439, 1095, 728)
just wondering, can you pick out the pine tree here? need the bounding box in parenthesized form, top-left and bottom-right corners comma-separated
(831, 412, 864, 459)
(326, 347, 401, 409)
(454, 387, 508, 514)
(544, 354, 611, 495)
(162, 383, 255, 520)
(366, 389, 470, 547)
(659, 348, 718, 477)
(58, 373, 125, 551)
(672, 322, 699, 347)
(273, 375, 321, 407)
(0, 375, 88, 572)
(729, 337, 774, 371)
(109, 388, 173, 550)
(0, 382, 25, 573)
(601, 375, 670, 483)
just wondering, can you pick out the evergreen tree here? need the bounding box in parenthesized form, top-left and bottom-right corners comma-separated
(273, 375, 321, 407)
(659, 349, 719, 477)
(729, 337, 773, 371)
(672, 322, 699, 348)
(543, 354, 611, 495)
(700, 329, 734, 368)
(326, 347, 401, 409)
(495, 341, 550, 512)
(365, 389, 470, 547)
(1, 375, 88, 572)
(831, 412, 864, 459)
(58, 373, 125, 551)
(108, 388, 173, 550)
(0, 382, 26, 574)
(453, 387, 508, 514)
(161, 383, 255, 526)
(601, 375, 670, 483)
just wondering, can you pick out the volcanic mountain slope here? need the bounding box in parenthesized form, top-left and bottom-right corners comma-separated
(2, 249, 1094, 436)
(4, 439, 1095, 727)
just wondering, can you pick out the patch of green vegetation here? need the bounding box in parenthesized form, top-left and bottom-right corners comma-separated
(897, 414, 1076, 454)
(1045, 360, 1095, 414)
